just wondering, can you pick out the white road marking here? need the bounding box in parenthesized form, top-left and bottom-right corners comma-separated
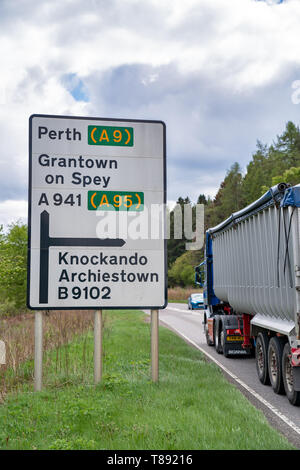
(166, 306, 202, 316)
(166, 306, 188, 313)
(162, 321, 300, 437)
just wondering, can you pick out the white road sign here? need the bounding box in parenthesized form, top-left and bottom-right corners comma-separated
(28, 114, 167, 309)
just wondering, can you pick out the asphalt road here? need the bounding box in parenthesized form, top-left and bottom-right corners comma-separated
(146, 303, 300, 448)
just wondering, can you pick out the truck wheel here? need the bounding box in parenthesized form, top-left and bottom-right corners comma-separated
(282, 343, 300, 406)
(220, 323, 228, 357)
(214, 316, 223, 354)
(205, 322, 214, 346)
(256, 332, 270, 385)
(268, 337, 285, 395)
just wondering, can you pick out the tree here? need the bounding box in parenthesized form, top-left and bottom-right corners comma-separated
(273, 167, 300, 186)
(242, 140, 270, 204)
(197, 194, 208, 205)
(168, 250, 202, 287)
(261, 167, 300, 193)
(242, 122, 300, 204)
(205, 162, 244, 228)
(0, 221, 28, 314)
(167, 196, 193, 267)
(273, 121, 300, 169)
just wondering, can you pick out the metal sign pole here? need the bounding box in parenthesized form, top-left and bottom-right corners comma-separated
(94, 310, 103, 384)
(151, 309, 159, 382)
(0, 340, 5, 366)
(34, 311, 43, 391)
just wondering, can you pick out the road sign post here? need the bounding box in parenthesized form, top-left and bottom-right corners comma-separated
(151, 309, 159, 382)
(94, 310, 103, 384)
(0, 340, 5, 366)
(34, 311, 43, 391)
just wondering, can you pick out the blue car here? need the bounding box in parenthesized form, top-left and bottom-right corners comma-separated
(188, 293, 204, 310)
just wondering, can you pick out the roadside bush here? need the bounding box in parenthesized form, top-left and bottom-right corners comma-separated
(0, 222, 28, 316)
(168, 250, 202, 287)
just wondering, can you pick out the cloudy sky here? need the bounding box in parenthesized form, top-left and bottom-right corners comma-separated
(0, 0, 300, 225)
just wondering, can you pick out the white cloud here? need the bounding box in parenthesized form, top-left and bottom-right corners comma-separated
(0, 200, 28, 226)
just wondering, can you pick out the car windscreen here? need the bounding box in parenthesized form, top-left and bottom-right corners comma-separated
(192, 294, 203, 300)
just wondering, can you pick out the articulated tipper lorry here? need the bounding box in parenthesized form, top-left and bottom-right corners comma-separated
(196, 183, 300, 405)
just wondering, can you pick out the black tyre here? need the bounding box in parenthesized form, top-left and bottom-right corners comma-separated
(282, 343, 300, 406)
(220, 322, 227, 356)
(222, 330, 231, 358)
(214, 316, 223, 354)
(204, 321, 214, 346)
(256, 332, 270, 385)
(268, 336, 285, 395)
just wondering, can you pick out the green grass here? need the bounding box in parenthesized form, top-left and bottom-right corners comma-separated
(0, 310, 295, 450)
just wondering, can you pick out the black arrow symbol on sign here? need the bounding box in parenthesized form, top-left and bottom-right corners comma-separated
(39, 210, 125, 304)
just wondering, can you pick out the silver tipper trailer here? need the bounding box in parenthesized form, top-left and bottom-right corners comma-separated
(198, 183, 300, 405)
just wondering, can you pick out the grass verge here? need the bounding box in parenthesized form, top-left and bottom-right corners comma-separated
(0, 310, 93, 400)
(0, 310, 295, 450)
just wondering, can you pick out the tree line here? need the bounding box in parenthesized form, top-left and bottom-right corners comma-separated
(168, 121, 300, 287)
